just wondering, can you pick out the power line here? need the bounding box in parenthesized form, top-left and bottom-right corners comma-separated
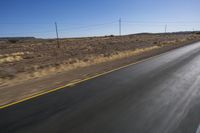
(122, 20, 200, 24)
(0, 21, 118, 36)
(59, 21, 118, 31)
(0, 20, 199, 25)
(0, 20, 199, 37)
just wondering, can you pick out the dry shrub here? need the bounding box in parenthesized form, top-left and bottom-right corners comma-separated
(3, 46, 159, 82)
(0, 52, 25, 58)
(0, 52, 32, 64)
(0, 55, 23, 64)
(0, 68, 16, 79)
(1, 33, 200, 86)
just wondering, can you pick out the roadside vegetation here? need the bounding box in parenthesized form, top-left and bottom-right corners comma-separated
(0, 32, 200, 86)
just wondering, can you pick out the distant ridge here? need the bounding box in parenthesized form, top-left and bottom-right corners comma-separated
(128, 31, 200, 36)
(0, 37, 36, 40)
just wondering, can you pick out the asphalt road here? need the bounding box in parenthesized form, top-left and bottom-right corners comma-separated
(1, 42, 200, 133)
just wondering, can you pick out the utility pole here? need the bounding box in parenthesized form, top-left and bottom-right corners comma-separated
(55, 22, 60, 48)
(165, 24, 167, 33)
(119, 18, 122, 36)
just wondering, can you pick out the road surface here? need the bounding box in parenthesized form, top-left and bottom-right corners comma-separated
(1, 42, 200, 133)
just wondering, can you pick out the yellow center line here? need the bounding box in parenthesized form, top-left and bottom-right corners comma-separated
(0, 47, 178, 110)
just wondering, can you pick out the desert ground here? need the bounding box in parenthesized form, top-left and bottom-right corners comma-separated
(0, 32, 200, 106)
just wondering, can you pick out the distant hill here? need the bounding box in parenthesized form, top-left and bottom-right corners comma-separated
(0, 37, 36, 40)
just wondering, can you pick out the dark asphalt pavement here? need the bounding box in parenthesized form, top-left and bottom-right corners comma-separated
(1, 42, 200, 133)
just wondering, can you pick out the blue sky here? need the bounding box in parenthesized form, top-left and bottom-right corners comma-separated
(0, 0, 200, 38)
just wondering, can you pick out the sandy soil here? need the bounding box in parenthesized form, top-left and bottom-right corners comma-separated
(0, 32, 200, 106)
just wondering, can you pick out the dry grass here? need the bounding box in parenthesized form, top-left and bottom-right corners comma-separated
(0, 52, 31, 64)
(0, 52, 26, 57)
(32, 45, 160, 75)
(0, 33, 200, 86)
(0, 46, 160, 86)
(0, 55, 23, 64)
